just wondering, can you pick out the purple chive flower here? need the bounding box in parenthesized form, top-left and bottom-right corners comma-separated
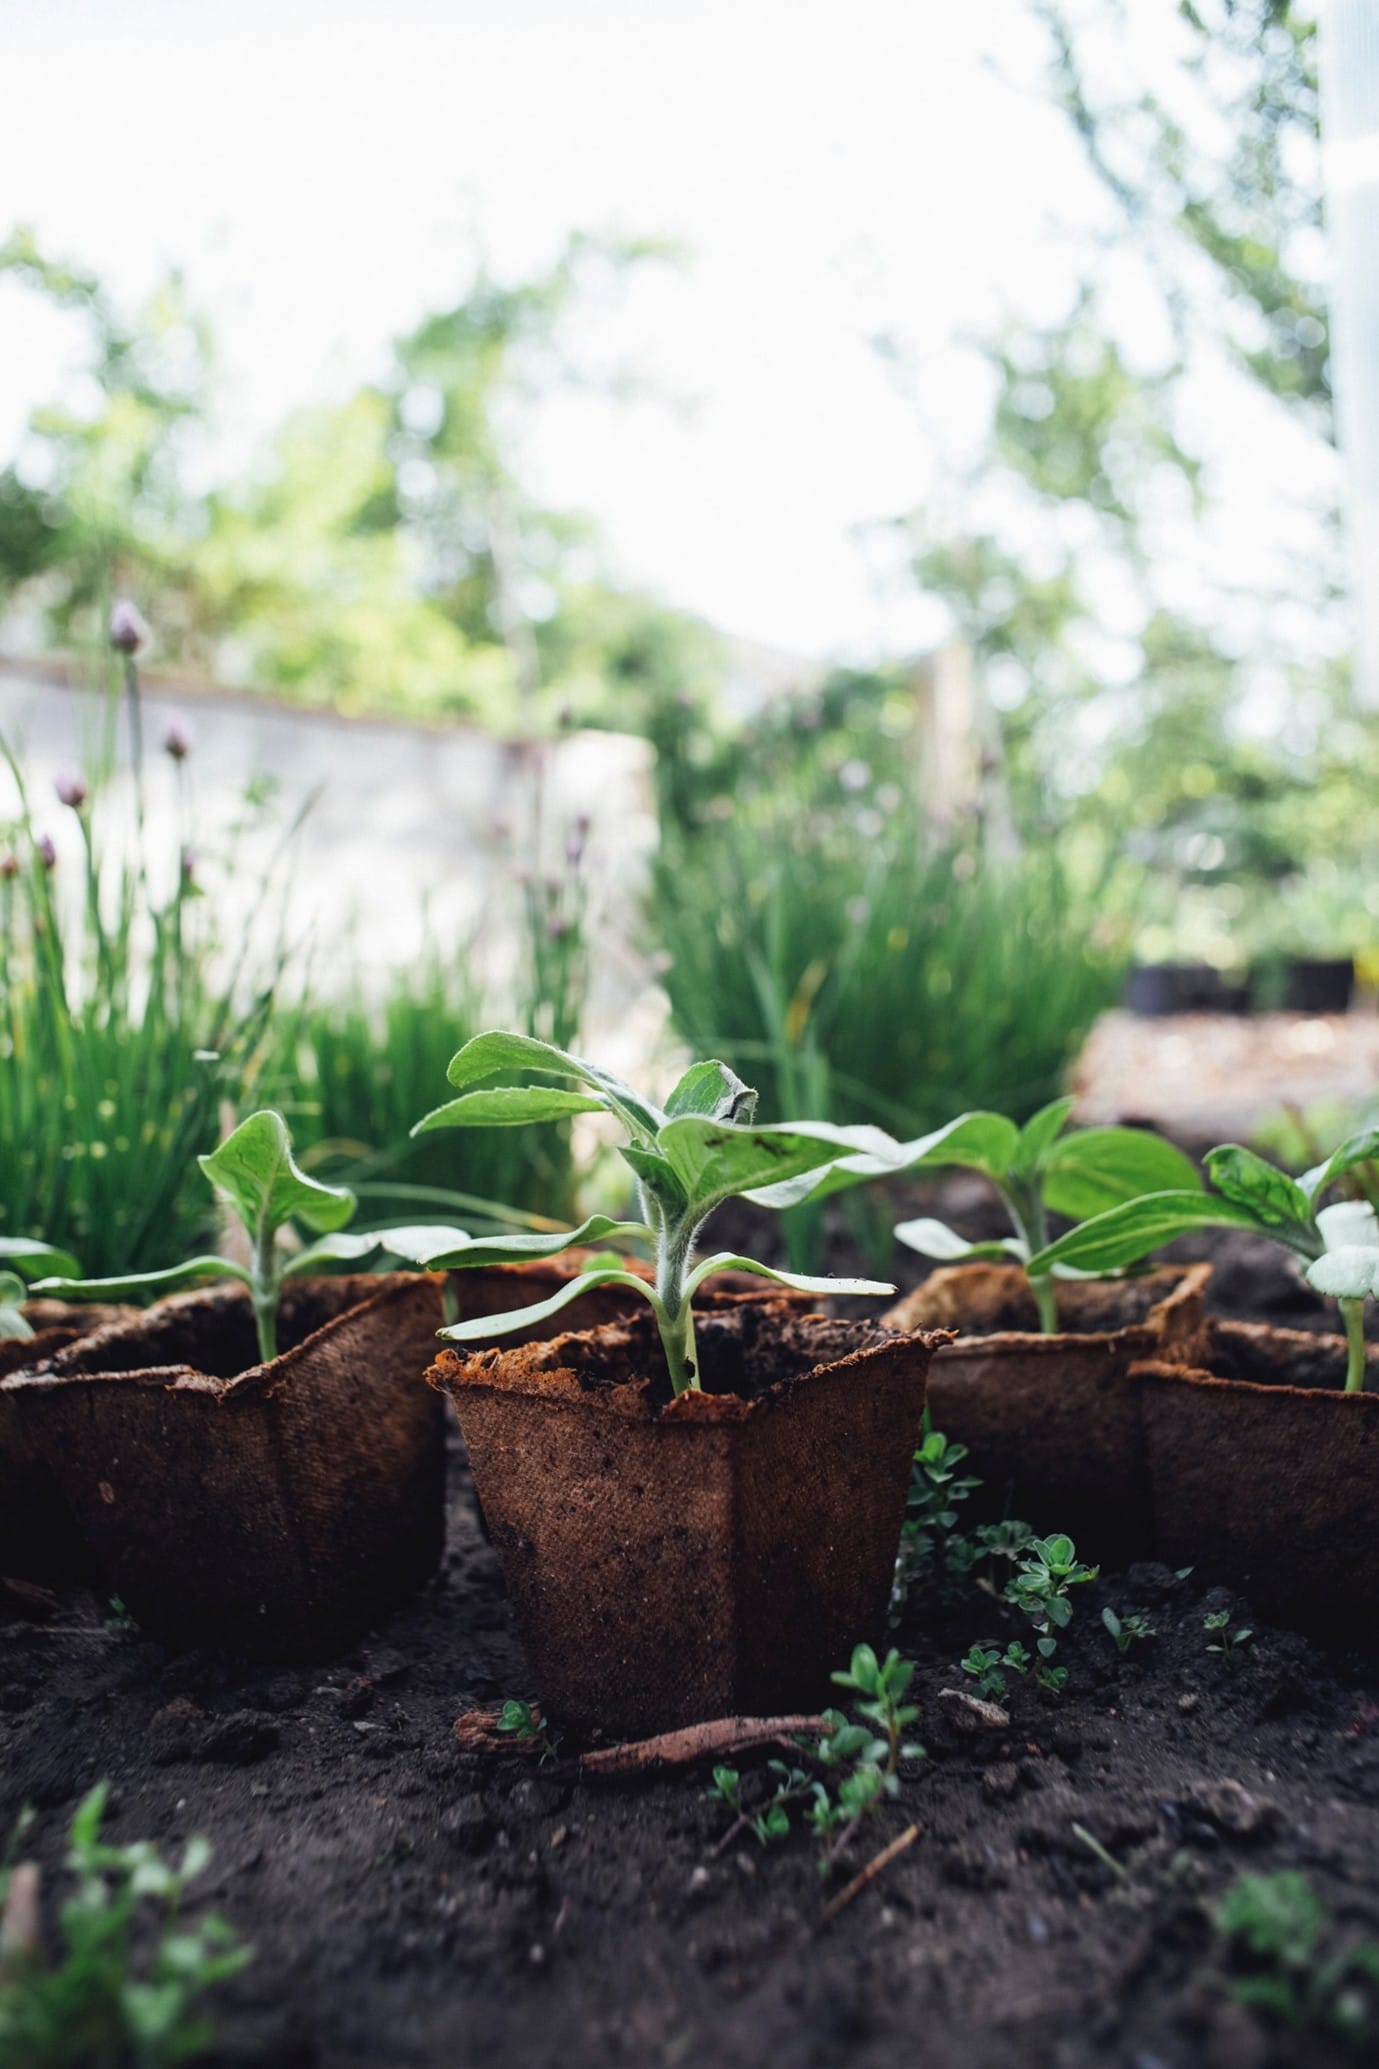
(566, 812, 591, 868)
(180, 844, 197, 885)
(109, 599, 149, 655)
(36, 834, 57, 871)
(55, 771, 88, 811)
(0, 853, 18, 880)
(163, 719, 192, 762)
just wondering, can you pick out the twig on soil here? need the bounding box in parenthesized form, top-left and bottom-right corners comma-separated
(577, 1715, 831, 1777)
(937, 1688, 1011, 1730)
(453, 1708, 548, 1755)
(0, 1576, 59, 1620)
(809, 1823, 923, 1938)
(0, 1861, 40, 1981)
(1072, 1821, 1127, 1880)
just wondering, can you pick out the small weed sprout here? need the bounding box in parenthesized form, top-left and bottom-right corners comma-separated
(33, 1110, 465, 1365)
(897, 1417, 981, 1600)
(1204, 1609, 1254, 1662)
(1216, 1870, 1379, 2047)
(710, 1763, 813, 1848)
(960, 1533, 1097, 1697)
(415, 1036, 901, 1393)
(495, 1699, 559, 1761)
(1102, 1607, 1156, 1655)
(0, 1782, 251, 2069)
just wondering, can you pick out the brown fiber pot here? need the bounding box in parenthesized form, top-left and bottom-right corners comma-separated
(882, 1263, 1211, 1563)
(2, 1274, 446, 1658)
(1134, 1320, 1379, 1642)
(429, 1303, 949, 1736)
(0, 1303, 135, 1584)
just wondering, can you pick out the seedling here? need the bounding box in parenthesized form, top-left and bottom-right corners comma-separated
(961, 1641, 1034, 1699)
(746, 1096, 1200, 1333)
(32, 1110, 465, 1364)
(1029, 1128, 1379, 1390)
(0, 1781, 250, 2069)
(0, 1241, 81, 1341)
(1204, 1609, 1254, 1662)
(960, 1533, 1097, 1697)
(1102, 1606, 1155, 1655)
(710, 1762, 813, 1847)
(495, 1698, 559, 1762)
(1216, 1870, 1379, 2047)
(898, 1417, 982, 1597)
(413, 1035, 901, 1392)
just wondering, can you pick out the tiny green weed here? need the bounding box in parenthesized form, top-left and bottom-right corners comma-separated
(1204, 1610, 1254, 1662)
(1216, 1870, 1379, 2048)
(1102, 1607, 1156, 1655)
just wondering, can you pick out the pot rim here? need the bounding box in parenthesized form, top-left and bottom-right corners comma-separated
(1132, 1319, 1379, 1410)
(909, 1260, 1211, 1360)
(0, 1271, 432, 1407)
(429, 1312, 953, 1426)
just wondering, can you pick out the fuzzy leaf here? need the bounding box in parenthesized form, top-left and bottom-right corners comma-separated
(746, 1110, 1020, 1211)
(438, 1266, 656, 1343)
(0, 1236, 81, 1282)
(1301, 1125, 1379, 1202)
(893, 1217, 1027, 1264)
(1317, 1200, 1379, 1253)
(1305, 1246, 1379, 1302)
(664, 1059, 758, 1124)
(658, 1116, 883, 1217)
(200, 1111, 355, 1242)
(411, 1085, 607, 1134)
(1027, 1191, 1262, 1277)
(1042, 1127, 1203, 1223)
(424, 1214, 652, 1272)
(442, 1032, 665, 1142)
(683, 1252, 895, 1299)
(1204, 1145, 1314, 1239)
(620, 1145, 691, 1219)
(30, 1255, 250, 1301)
(1010, 1098, 1076, 1180)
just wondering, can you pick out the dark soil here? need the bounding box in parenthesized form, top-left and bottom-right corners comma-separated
(4, 1225, 1379, 2069)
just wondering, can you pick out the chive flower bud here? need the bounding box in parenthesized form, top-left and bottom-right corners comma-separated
(55, 771, 88, 810)
(109, 599, 149, 655)
(36, 834, 57, 870)
(163, 719, 192, 762)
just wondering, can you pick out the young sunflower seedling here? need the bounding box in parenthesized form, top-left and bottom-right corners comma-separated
(31, 1110, 466, 1365)
(1029, 1129, 1379, 1391)
(747, 1096, 1200, 1334)
(1204, 1609, 1254, 1663)
(412, 1035, 901, 1392)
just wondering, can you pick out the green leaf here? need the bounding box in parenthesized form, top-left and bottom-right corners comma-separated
(683, 1252, 895, 1299)
(664, 1059, 758, 1124)
(30, 1255, 250, 1301)
(283, 1224, 472, 1276)
(438, 1266, 657, 1343)
(1300, 1124, 1379, 1202)
(746, 1110, 1021, 1211)
(893, 1217, 1027, 1264)
(411, 1085, 607, 1134)
(1305, 1247, 1379, 1302)
(1011, 1098, 1076, 1180)
(425, 1214, 652, 1272)
(442, 1032, 665, 1142)
(0, 1236, 81, 1282)
(0, 1271, 33, 1340)
(200, 1111, 355, 1242)
(1026, 1191, 1262, 1276)
(1042, 1127, 1203, 1222)
(660, 1116, 895, 1218)
(621, 1145, 691, 1220)
(1205, 1145, 1315, 1239)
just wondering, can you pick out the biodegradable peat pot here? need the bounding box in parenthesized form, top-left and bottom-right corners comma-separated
(1, 1274, 446, 1659)
(883, 1263, 1211, 1562)
(429, 1304, 948, 1735)
(1134, 1319, 1379, 1641)
(0, 1302, 135, 1584)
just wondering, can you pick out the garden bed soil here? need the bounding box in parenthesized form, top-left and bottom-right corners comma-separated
(4, 1227, 1379, 2068)
(431, 1306, 941, 1733)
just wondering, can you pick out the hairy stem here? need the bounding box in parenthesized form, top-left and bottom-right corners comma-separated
(1031, 1273, 1060, 1335)
(1343, 1297, 1368, 1395)
(655, 1220, 700, 1395)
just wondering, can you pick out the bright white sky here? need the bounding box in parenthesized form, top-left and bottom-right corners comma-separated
(0, 0, 1340, 668)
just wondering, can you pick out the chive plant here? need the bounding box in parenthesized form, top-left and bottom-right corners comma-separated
(1028, 1130, 1379, 1391)
(413, 1034, 902, 1394)
(32, 1110, 465, 1365)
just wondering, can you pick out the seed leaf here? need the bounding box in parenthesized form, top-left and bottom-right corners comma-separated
(893, 1217, 1027, 1264)
(746, 1109, 1021, 1211)
(658, 1116, 884, 1217)
(1305, 1246, 1379, 1302)
(0, 1235, 82, 1282)
(424, 1214, 653, 1272)
(683, 1252, 895, 1299)
(31, 1255, 251, 1301)
(283, 1224, 473, 1276)
(200, 1111, 355, 1241)
(438, 1267, 656, 1342)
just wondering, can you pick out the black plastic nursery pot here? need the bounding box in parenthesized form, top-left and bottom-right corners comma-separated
(1123, 963, 1249, 1017)
(1133, 1318, 1379, 1642)
(1282, 956, 1355, 1015)
(429, 1304, 949, 1736)
(883, 1263, 1211, 1563)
